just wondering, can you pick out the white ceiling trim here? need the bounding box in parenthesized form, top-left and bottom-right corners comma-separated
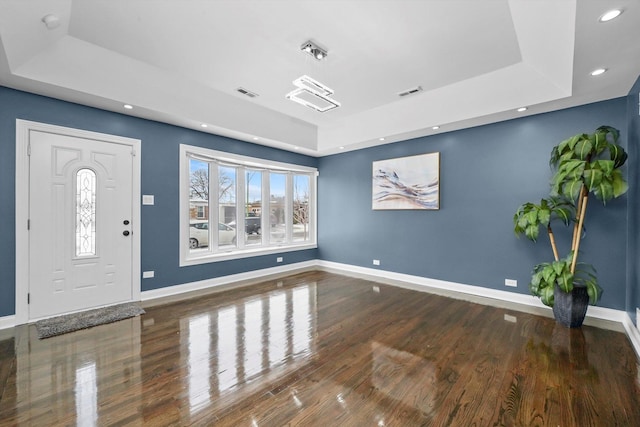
(1, 0, 639, 156)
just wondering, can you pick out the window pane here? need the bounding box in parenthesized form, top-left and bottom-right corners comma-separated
(189, 159, 209, 251)
(245, 170, 262, 246)
(269, 173, 286, 243)
(293, 175, 310, 242)
(76, 168, 96, 256)
(181, 144, 317, 266)
(219, 165, 237, 248)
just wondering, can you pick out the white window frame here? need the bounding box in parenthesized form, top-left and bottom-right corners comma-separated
(180, 144, 318, 266)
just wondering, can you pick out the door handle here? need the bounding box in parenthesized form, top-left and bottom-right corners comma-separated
(123, 230, 130, 236)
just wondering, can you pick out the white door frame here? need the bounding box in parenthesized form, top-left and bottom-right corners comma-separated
(15, 120, 142, 325)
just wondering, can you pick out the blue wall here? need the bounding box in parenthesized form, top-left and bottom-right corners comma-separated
(627, 76, 640, 321)
(318, 98, 630, 310)
(0, 86, 318, 317)
(0, 85, 637, 319)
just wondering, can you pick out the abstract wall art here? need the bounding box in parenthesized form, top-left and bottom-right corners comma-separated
(372, 152, 440, 210)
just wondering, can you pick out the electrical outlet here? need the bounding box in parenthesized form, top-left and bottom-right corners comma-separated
(372, 286, 380, 293)
(276, 257, 283, 263)
(373, 259, 380, 266)
(505, 279, 517, 287)
(142, 271, 155, 279)
(504, 314, 517, 323)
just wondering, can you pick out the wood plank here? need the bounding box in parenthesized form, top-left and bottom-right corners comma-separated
(0, 271, 639, 426)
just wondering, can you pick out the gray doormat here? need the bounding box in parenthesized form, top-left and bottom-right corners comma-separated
(35, 302, 145, 339)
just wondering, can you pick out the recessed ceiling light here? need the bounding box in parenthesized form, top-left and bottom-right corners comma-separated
(432, 126, 440, 130)
(294, 146, 300, 150)
(200, 124, 208, 128)
(123, 104, 133, 110)
(339, 146, 345, 150)
(379, 137, 385, 141)
(590, 68, 607, 76)
(253, 137, 259, 140)
(517, 107, 528, 112)
(599, 9, 622, 22)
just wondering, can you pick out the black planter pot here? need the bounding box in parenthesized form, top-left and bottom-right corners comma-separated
(553, 284, 590, 328)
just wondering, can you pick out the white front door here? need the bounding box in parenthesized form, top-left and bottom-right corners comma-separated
(28, 130, 135, 319)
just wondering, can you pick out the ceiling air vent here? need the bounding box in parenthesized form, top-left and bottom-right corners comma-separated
(236, 87, 259, 98)
(398, 86, 423, 97)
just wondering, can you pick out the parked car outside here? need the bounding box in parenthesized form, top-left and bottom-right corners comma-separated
(227, 217, 262, 235)
(245, 217, 261, 234)
(189, 221, 236, 249)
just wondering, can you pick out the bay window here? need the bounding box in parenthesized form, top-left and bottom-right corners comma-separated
(180, 144, 317, 265)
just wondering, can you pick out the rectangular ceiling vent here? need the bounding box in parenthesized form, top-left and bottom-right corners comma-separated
(398, 86, 423, 97)
(236, 87, 259, 98)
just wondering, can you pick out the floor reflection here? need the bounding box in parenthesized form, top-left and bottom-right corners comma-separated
(187, 314, 211, 412)
(178, 281, 318, 420)
(2, 272, 639, 426)
(371, 342, 437, 417)
(75, 361, 97, 427)
(6, 315, 142, 426)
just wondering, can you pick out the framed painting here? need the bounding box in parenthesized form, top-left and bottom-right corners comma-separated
(372, 152, 440, 210)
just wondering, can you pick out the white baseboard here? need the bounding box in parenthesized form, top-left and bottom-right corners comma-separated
(317, 260, 627, 322)
(0, 315, 16, 330)
(622, 315, 640, 359)
(141, 260, 316, 303)
(2, 259, 639, 360)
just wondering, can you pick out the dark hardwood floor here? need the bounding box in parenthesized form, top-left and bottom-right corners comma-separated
(1, 270, 639, 426)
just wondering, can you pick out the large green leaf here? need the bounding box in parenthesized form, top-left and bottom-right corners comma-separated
(540, 286, 554, 307)
(591, 130, 608, 154)
(537, 208, 551, 226)
(556, 271, 573, 293)
(554, 207, 573, 225)
(585, 279, 603, 305)
(597, 125, 619, 143)
(542, 266, 556, 284)
(574, 138, 593, 160)
(563, 179, 583, 200)
(608, 144, 628, 168)
(593, 181, 614, 202)
(516, 214, 529, 230)
(525, 225, 539, 241)
(612, 173, 629, 197)
(584, 168, 603, 190)
(593, 159, 614, 176)
(551, 260, 565, 276)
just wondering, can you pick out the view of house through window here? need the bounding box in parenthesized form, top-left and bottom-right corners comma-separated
(245, 169, 262, 247)
(269, 173, 286, 244)
(293, 174, 310, 242)
(181, 145, 317, 265)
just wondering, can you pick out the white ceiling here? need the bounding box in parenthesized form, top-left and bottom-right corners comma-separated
(1, 0, 639, 156)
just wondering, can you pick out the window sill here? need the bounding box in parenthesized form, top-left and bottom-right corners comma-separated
(179, 242, 317, 267)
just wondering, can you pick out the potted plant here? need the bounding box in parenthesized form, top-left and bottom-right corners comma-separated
(513, 125, 628, 327)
